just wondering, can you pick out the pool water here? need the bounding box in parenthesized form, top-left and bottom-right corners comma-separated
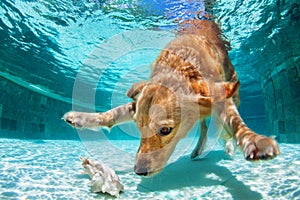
(1, 0, 300, 199)
(1, 138, 299, 199)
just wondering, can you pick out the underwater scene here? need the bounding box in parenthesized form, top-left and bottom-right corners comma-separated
(0, 0, 300, 199)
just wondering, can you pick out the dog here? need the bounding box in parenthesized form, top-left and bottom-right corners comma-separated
(63, 19, 280, 177)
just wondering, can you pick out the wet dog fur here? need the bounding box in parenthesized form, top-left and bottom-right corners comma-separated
(63, 19, 280, 177)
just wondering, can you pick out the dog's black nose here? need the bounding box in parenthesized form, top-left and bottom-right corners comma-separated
(134, 165, 149, 176)
(135, 171, 148, 176)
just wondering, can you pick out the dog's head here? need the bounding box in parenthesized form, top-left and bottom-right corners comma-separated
(129, 83, 183, 176)
(127, 80, 239, 176)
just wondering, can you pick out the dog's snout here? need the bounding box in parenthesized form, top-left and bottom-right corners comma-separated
(134, 165, 149, 176)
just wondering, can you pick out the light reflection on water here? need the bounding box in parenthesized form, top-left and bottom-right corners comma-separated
(0, 139, 299, 199)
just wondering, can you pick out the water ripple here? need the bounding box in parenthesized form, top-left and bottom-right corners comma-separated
(0, 139, 299, 199)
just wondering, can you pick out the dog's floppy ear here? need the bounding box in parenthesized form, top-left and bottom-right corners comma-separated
(214, 80, 240, 100)
(126, 81, 147, 100)
(194, 81, 240, 105)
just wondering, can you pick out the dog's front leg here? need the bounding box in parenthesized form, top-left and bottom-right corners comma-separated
(216, 99, 280, 160)
(63, 102, 135, 129)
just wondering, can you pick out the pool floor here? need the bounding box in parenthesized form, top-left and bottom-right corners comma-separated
(0, 138, 299, 199)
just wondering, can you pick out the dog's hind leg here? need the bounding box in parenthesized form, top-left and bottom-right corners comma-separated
(190, 119, 208, 159)
(63, 102, 135, 130)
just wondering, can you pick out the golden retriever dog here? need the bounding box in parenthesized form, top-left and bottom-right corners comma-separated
(63, 19, 280, 176)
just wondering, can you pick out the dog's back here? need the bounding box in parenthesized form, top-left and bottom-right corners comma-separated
(151, 19, 240, 105)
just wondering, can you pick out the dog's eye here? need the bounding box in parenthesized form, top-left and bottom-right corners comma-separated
(158, 126, 173, 136)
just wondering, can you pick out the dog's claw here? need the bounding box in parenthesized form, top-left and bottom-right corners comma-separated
(248, 153, 254, 160)
(190, 150, 199, 160)
(66, 119, 73, 125)
(63, 112, 82, 128)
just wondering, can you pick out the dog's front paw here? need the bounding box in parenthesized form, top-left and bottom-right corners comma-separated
(241, 135, 280, 161)
(63, 111, 85, 128)
(62, 112, 100, 129)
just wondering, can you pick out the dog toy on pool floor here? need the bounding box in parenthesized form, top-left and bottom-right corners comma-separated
(80, 157, 124, 197)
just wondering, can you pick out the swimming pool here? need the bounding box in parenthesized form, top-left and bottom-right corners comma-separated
(1, 139, 300, 199)
(0, 0, 300, 199)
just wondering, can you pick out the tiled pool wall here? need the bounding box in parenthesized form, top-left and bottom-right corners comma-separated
(258, 1, 300, 143)
(262, 58, 300, 143)
(0, 76, 78, 140)
(0, 76, 138, 140)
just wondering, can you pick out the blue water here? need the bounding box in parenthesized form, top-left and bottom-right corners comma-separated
(1, 0, 294, 110)
(1, 0, 300, 199)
